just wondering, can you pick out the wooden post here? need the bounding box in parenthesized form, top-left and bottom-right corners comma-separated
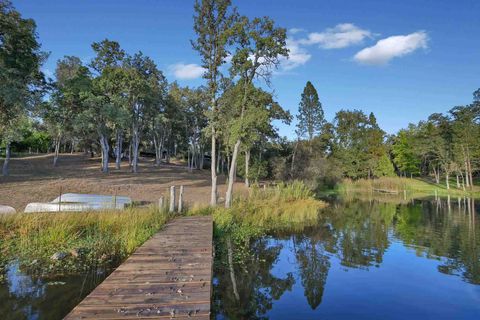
(58, 186, 62, 212)
(169, 186, 176, 213)
(158, 196, 164, 209)
(178, 185, 184, 212)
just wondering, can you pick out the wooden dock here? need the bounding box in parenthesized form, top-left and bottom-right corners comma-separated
(65, 215, 213, 319)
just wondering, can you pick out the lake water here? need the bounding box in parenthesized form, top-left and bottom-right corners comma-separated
(1, 197, 479, 319)
(213, 197, 480, 319)
(0, 263, 110, 319)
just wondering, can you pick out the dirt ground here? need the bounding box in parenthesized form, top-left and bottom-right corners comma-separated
(0, 153, 247, 212)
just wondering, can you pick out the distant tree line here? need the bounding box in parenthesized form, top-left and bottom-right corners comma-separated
(283, 81, 480, 190)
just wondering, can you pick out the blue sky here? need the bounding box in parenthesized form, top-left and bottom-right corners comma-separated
(14, 0, 480, 138)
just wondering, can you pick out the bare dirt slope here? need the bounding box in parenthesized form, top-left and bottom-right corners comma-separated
(0, 153, 246, 212)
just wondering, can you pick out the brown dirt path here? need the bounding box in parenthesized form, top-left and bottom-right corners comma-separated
(0, 153, 247, 212)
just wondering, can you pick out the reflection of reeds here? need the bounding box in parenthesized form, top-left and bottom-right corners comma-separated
(0, 206, 172, 274)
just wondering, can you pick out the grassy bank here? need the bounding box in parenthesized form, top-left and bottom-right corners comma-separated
(0, 206, 173, 279)
(338, 177, 480, 198)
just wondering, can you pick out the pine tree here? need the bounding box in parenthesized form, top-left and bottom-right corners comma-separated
(296, 81, 324, 141)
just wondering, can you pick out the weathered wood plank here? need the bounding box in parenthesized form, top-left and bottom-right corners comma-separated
(65, 216, 213, 319)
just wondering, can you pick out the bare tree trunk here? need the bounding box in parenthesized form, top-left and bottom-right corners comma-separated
(153, 134, 164, 167)
(216, 146, 221, 174)
(99, 134, 109, 173)
(199, 145, 204, 170)
(53, 135, 61, 167)
(153, 136, 159, 166)
(456, 173, 461, 189)
(115, 129, 123, 170)
(462, 145, 470, 188)
(225, 139, 241, 208)
(211, 131, 218, 206)
(245, 149, 250, 187)
(128, 140, 132, 167)
(290, 140, 298, 178)
(433, 166, 440, 184)
(467, 147, 474, 189)
(226, 153, 231, 178)
(446, 171, 450, 190)
(465, 168, 470, 187)
(131, 126, 140, 173)
(2, 141, 11, 176)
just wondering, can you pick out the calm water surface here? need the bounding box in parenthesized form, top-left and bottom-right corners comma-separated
(213, 197, 480, 319)
(1, 197, 479, 319)
(0, 263, 109, 319)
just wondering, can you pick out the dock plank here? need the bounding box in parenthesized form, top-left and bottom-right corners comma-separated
(65, 215, 213, 319)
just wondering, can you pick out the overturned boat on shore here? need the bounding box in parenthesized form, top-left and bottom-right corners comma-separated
(24, 193, 132, 213)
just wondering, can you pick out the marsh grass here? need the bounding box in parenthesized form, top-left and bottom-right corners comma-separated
(189, 181, 327, 265)
(0, 206, 172, 276)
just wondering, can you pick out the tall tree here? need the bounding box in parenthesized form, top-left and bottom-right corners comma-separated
(192, 0, 237, 206)
(224, 15, 288, 207)
(82, 39, 125, 173)
(297, 81, 324, 141)
(0, 0, 46, 176)
(45, 56, 90, 166)
(218, 84, 290, 187)
(123, 52, 166, 173)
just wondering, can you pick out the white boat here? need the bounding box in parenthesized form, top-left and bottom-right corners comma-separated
(51, 193, 132, 207)
(0, 205, 16, 214)
(24, 193, 132, 213)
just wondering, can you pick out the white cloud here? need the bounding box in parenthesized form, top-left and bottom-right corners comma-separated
(354, 31, 428, 65)
(289, 28, 306, 35)
(281, 38, 311, 71)
(299, 23, 372, 49)
(169, 63, 204, 80)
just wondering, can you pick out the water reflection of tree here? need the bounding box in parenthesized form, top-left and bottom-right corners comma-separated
(293, 233, 330, 310)
(395, 198, 480, 284)
(213, 238, 294, 319)
(324, 201, 395, 269)
(287, 201, 395, 310)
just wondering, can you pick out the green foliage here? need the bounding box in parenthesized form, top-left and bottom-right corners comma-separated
(374, 153, 396, 177)
(8, 118, 51, 153)
(297, 81, 324, 140)
(391, 128, 421, 175)
(0, 0, 46, 149)
(329, 109, 390, 179)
